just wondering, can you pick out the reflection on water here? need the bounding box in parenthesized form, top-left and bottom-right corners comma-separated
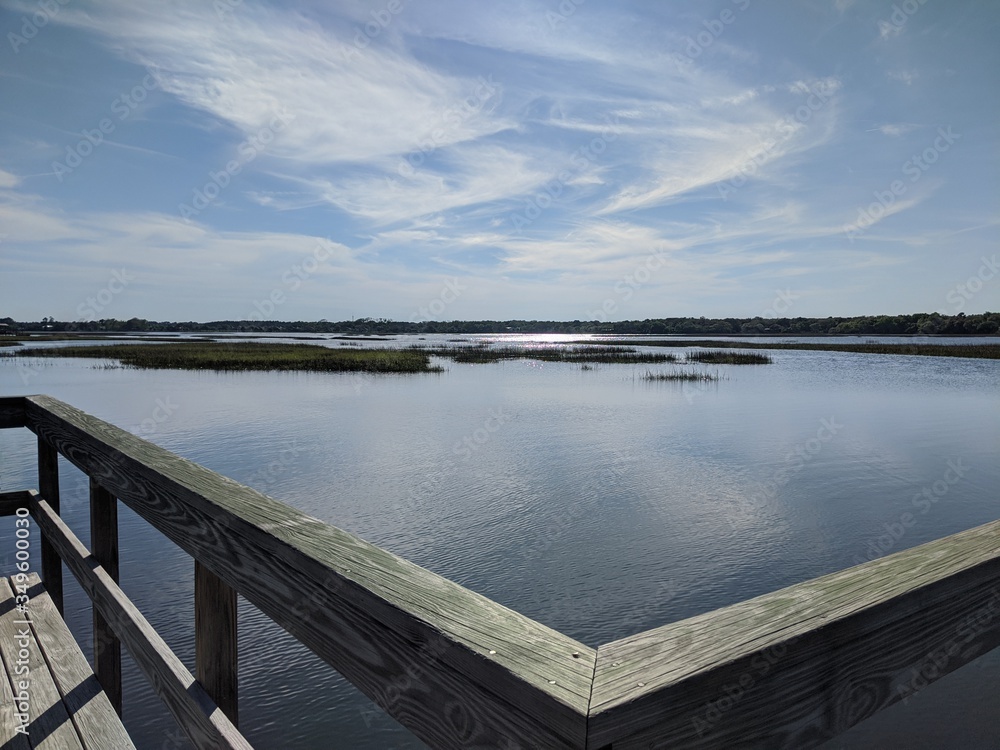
(1, 335, 998, 748)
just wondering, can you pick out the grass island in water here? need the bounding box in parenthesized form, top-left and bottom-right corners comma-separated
(10, 342, 440, 373)
(685, 350, 773, 365)
(578, 339, 1000, 359)
(643, 370, 720, 382)
(411, 342, 677, 365)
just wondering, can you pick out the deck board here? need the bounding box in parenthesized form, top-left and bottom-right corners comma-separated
(0, 578, 30, 749)
(0, 575, 83, 749)
(0, 574, 135, 749)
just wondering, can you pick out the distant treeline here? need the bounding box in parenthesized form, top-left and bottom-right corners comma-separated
(4, 312, 999, 336)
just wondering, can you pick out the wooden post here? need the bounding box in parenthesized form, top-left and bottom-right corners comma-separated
(195, 560, 238, 726)
(90, 478, 123, 715)
(38, 437, 62, 613)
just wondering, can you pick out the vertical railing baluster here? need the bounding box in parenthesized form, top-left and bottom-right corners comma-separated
(195, 561, 239, 726)
(90, 478, 123, 714)
(38, 437, 63, 613)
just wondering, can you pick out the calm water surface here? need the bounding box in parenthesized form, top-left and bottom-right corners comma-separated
(0, 335, 997, 749)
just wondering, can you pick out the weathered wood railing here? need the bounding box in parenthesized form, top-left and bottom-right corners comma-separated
(0, 394, 998, 748)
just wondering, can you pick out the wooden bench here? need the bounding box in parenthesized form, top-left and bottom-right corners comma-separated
(0, 573, 135, 749)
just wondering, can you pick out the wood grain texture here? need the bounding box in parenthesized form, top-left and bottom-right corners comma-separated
(195, 560, 239, 727)
(29, 495, 253, 750)
(0, 575, 83, 749)
(0, 396, 26, 429)
(23, 394, 595, 750)
(589, 518, 1000, 749)
(18, 572, 136, 749)
(38, 436, 63, 614)
(89, 478, 122, 715)
(0, 576, 32, 750)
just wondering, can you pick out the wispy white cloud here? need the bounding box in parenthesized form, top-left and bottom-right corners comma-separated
(874, 123, 918, 136)
(0, 169, 20, 189)
(44, 0, 852, 232)
(878, 20, 904, 40)
(52, 2, 513, 166)
(287, 143, 556, 225)
(841, 189, 935, 239)
(787, 77, 842, 96)
(0, 195, 378, 320)
(887, 69, 918, 86)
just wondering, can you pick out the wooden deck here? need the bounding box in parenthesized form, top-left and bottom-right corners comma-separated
(1, 393, 999, 748)
(0, 573, 134, 749)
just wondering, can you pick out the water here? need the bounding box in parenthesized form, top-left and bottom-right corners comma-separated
(1, 335, 998, 748)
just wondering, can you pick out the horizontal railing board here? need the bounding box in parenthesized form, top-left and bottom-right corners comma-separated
(29, 493, 253, 750)
(22, 394, 594, 749)
(588, 517, 1000, 748)
(0, 396, 25, 429)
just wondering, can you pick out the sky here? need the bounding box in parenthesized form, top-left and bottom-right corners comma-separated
(0, 0, 998, 323)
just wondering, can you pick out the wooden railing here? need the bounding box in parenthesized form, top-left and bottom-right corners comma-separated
(1, 394, 998, 748)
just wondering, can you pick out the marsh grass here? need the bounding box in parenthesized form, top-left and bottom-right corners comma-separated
(576, 339, 1000, 359)
(686, 350, 773, 365)
(643, 369, 720, 382)
(10, 342, 440, 373)
(10, 340, 677, 372)
(417, 343, 678, 364)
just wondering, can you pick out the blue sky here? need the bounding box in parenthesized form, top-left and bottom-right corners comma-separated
(1, 0, 997, 322)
